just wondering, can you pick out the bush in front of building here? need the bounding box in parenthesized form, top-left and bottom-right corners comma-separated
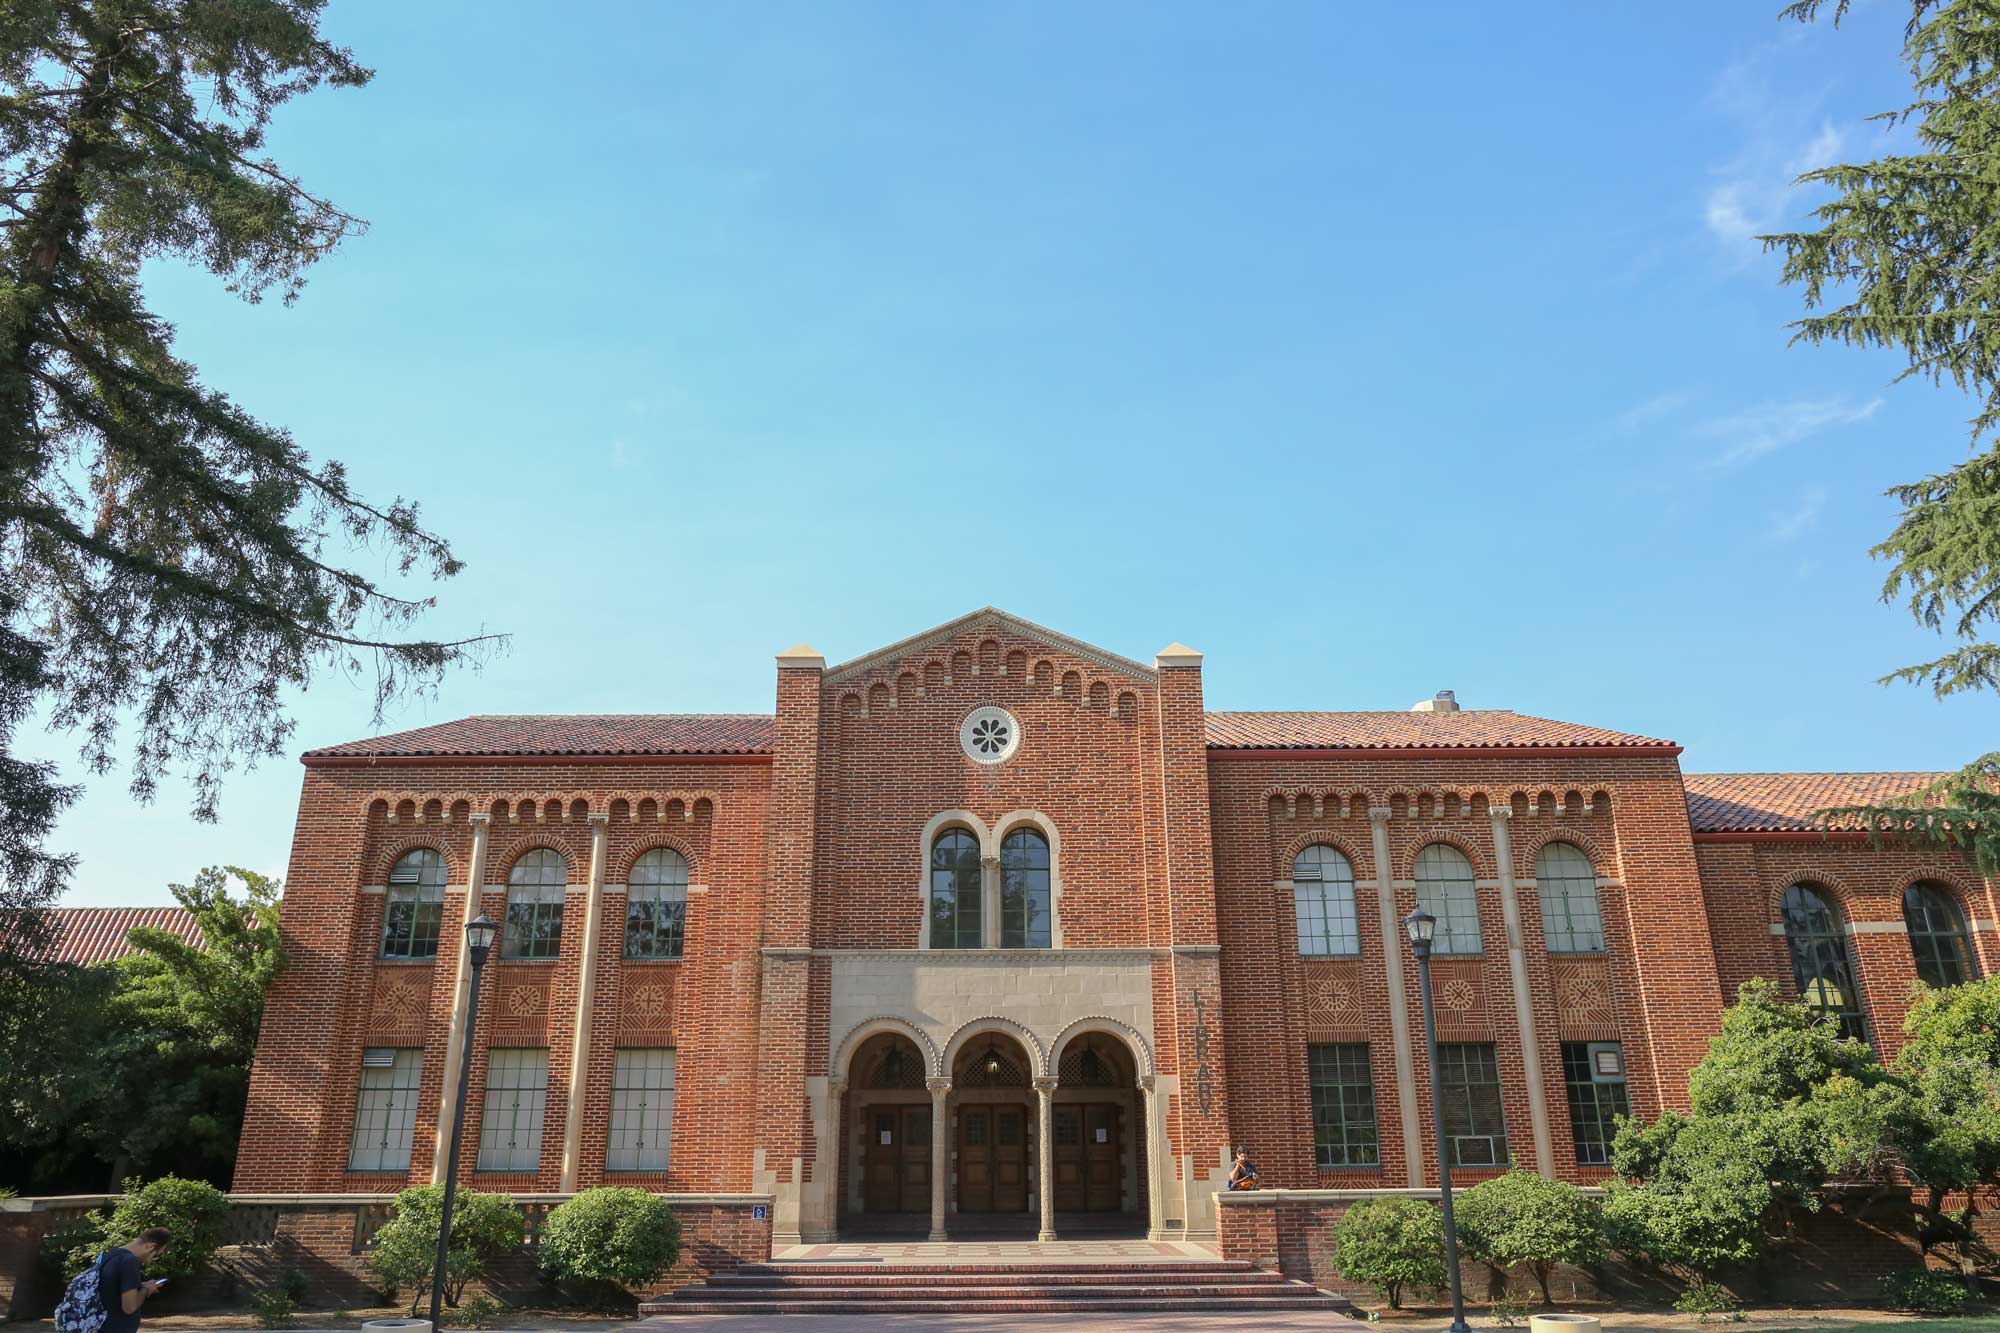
(369, 1185, 526, 1315)
(538, 1187, 681, 1305)
(1328, 1195, 1446, 1310)
(1453, 1170, 1604, 1305)
(1878, 1268, 1974, 1314)
(44, 1177, 232, 1282)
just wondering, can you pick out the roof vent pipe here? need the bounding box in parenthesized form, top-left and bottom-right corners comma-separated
(1410, 690, 1459, 714)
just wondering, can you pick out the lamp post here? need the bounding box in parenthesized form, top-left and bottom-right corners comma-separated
(1405, 908, 1471, 1333)
(430, 914, 498, 1332)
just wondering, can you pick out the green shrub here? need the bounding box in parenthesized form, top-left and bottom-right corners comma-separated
(1328, 1196, 1446, 1310)
(368, 1186, 525, 1315)
(539, 1188, 681, 1301)
(1878, 1268, 1972, 1314)
(250, 1289, 297, 1329)
(1489, 1291, 1530, 1326)
(104, 1177, 231, 1280)
(278, 1265, 309, 1305)
(448, 1291, 504, 1328)
(1673, 1277, 1741, 1323)
(41, 1212, 111, 1284)
(1454, 1170, 1604, 1305)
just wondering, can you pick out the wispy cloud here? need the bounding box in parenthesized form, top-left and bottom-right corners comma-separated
(1696, 396, 1882, 469)
(1769, 485, 1827, 543)
(1613, 390, 1694, 435)
(1701, 47, 1855, 257)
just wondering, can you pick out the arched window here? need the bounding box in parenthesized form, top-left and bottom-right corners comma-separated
(1415, 844, 1481, 955)
(1781, 883, 1866, 1041)
(1904, 882, 1979, 989)
(382, 849, 447, 960)
(503, 849, 567, 960)
(626, 848, 689, 960)
(929, 829, 981, 949)
(1537, 842, 1605, 953)
(1000, 827, 1052, 948)
(1293, 845, 1359, 956)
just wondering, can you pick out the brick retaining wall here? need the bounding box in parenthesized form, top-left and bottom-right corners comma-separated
(1, 1193, 771, 1320)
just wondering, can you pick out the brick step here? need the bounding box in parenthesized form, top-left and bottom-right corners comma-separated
(644, 1295, 1353, 1316)
(712, 1264, 1288, 1280)
(731, 1259, 1257, 1276)
(676, 1282, 1328, 1302)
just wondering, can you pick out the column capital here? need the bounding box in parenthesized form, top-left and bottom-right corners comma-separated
(1138, 1074, 1156, 1093)
(588, 811, 610, 828)
(467, 812, 491, 828)
(926, 1077, 953, 1096)
(829, 1079, 846, 1100)
(1368, 805, 1394, 824)
(1488, 803, 1513, 823)
(1032, 1075, 1058, 1092)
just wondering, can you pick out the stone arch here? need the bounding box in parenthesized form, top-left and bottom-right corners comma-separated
(1048, 1015, 1154, 1079)
(917, 810, 990, 949)
(992, 809, 1063, 947)
(833, 1016, 942, 1082)
(943, 1016, 1046, 1080)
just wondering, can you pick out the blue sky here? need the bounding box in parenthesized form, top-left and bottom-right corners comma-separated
(35, 1, 1996, 906)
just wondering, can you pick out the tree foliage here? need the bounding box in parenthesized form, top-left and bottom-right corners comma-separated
(369, 1186, 525, 1315)
(0, 866, 284, 1191)
(1327, 1195, 1446, 1310)
(48, 1175, 231, 1281)
(538, 1188, 681, 1302)
(1768, 1, 2000, 866)
(0, 0, 495, 976)
(1453, 1170, 1604, 1305)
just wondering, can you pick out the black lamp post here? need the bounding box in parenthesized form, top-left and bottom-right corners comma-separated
(1405, 908, 1471, 1333)
(430, 914, 498, 1331)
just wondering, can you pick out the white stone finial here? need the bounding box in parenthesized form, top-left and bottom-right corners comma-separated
(1154, 642, 1203, 668)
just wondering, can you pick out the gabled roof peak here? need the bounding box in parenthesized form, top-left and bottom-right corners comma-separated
(823, 607, 1157, 684)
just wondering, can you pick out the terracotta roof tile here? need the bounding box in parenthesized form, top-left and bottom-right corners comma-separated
(1684, 771, 1948, 833)
(1204, 710, 1675, 751)
(306, 714, 777, 759)
(42, 907, 204, 965)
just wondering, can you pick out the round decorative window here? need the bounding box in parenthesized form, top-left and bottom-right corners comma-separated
(959, 706, 1021, 765)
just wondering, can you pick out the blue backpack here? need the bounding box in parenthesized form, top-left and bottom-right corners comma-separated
(54, 1252, 111, 1333)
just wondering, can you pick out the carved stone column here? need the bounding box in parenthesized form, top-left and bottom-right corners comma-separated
(559, 813, 610, 1190)
(927, 1077, 951, 1241)
(1369, 806, 1426, 1187)
(433, 812, 490, 1182)
(1490, 805, 1555, 1175)
(1140, 1074, 1168, 1240)
(1034, 1075, 1057, 1241)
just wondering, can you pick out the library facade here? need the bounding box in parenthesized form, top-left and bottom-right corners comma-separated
(236, 608, 1996, 1248)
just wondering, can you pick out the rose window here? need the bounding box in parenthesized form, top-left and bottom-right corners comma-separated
(959, 706, 1022, 765)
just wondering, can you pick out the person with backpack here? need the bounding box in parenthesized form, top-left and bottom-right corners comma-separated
(55, 1228, 171, 1333)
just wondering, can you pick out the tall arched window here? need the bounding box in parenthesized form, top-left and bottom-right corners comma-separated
(1000, 827, 1052, 949)
(382, 849, 446, 960)
(1904, 882, 1979, 989)
(929, 829, 982, 949)
(626, 848, 689, 960)
(503, 849, 567, 960)
(1537, 841, 1605, 952)
(1415, 844, 1482, 955)
(1781, 883, 1867, 1041)
(1293, 845, 1360, 956)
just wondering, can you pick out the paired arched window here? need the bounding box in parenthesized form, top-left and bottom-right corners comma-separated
(929, 828, 982, 949)
(1000, 828, 1052, 948)
(382, 849, 447, 960)
(1537, 842, 1605, 953)
(1780, 883, 1867, 1041)
(503, 849, 567, 960)
(1903, 882, 1979, 989)
(626, 848, 689, 960)
(1415, 844, 1482, 955)
(1293, 845, 1360, 956)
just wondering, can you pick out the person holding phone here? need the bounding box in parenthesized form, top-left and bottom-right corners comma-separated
(100, 1228, 172, 1333)
(1227, 1146, 1261, 1191)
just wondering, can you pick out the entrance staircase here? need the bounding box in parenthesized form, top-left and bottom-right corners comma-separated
(640, 1257, 1354, 1317)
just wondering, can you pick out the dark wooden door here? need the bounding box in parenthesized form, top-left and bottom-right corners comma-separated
(958, 1107, 993, 1212)
(897, 1106, 930, 1212)
(1084, 1104, 1120, 1211)
(1052, 1106, 1086, 1211)
(993, 1106, 1028, 1212)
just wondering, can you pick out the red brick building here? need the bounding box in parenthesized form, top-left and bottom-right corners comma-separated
(235, 608, 1996, 1247)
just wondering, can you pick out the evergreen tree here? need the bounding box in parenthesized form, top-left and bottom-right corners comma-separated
(1766, 1, 2000, 862)
(0, 2, 495, 966)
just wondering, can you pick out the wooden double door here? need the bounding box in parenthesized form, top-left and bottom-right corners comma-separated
(956, 1104, 1029, 1213)
(1052, 1102, 1123, 1212)
(862, 1105, 931, 1214)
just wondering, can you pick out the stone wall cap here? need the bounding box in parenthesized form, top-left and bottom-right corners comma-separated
(1154, 642, 1204, 668)
(1215, 1186, 1607, 1204)
(775, 644, 826, 669)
